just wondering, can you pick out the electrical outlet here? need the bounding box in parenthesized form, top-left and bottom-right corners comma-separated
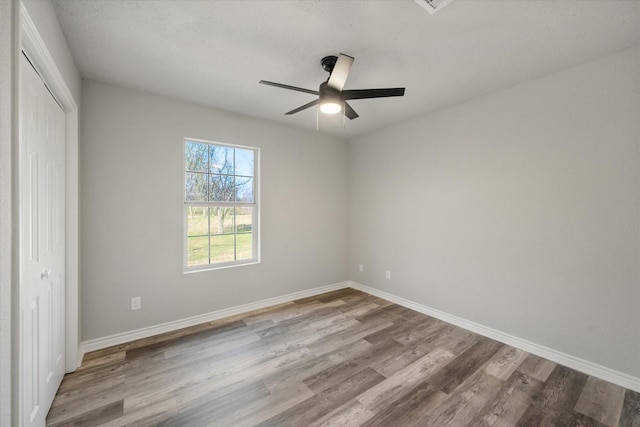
(358, 264, 364, 272)
(131, 297, 141, 310)
(385, 270, 391, 280)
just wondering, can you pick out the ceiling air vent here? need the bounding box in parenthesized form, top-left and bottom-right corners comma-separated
(414, 0, 453, 15)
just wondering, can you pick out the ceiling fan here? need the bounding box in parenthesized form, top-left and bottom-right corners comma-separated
(259, 53, 405, 120)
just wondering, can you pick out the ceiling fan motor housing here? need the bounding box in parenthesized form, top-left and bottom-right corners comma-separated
(319, 81, 342, 103)
(321, 56, 338, 73)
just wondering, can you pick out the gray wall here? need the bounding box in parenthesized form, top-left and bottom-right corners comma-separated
(349, 47, 640, 378)
(80, 80, 349, 341)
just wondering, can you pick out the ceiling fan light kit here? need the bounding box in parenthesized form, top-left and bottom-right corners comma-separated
(319, 101, 342, 115)
(259, 53, 405, 123)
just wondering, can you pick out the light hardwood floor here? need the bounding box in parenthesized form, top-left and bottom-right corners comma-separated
(47, 288, 640, 426)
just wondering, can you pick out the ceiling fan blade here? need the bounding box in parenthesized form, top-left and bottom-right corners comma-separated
(343, 87, 405, 100)
(344, 102, 359, 120)
(259, 80, 319, 96)
(326, 53, 354, 91)
(285, 99, 320, 115)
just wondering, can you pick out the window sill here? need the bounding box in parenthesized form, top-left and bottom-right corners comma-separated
(183, 259, 260, 274)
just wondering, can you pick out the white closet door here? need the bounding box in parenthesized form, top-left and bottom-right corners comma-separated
(19, 53, 66, 427)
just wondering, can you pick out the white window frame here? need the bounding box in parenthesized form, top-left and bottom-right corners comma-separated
(183, 137, 260, 272)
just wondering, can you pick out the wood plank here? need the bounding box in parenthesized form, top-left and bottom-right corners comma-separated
(568, 412, 609, 426)
(353, 304, 417, 325)
(116, 318, 239, 353)
(574, 376, 626, 427)
(357, 347, 454, 410)
(516, 365, 589, 426)
(172, 347, 315, 409)
(80, 343, 128, 361)
(78, 350, 126, 369)
(409, 323, 478, 356)
(428, 337, 504, 394)
(160, 319, 272, 359)
(619, 389, 640, 427)
(360, 380, 448, 427)
(517, 353, 557, 382)
(309, 399, 375, 427)
(257, 367, 386, 427)
(99, 398, 179, 427)
(303, 338, 405, 393)
(262, 339, 374, 391)
(423, 370, 505, 426)
(469, 371, 543, 427)
(335, 291, 380, 306)
(338, 301, 384, 319)
(47, 400, 123, 427)
(216, 381, 315, 427)
(155, 380, 270, 426)
(124, 344, 314, 412)
(370, 337, 438, 378)
(314, 288, 364, 303)
(47, 382, 126, 426)
(484, 346, 529, 381)
(48, 373, 126, 410)
(379, 304, 429, 323)
(121, 356, 215, 411)
(307, 317, 394, 357)
(391, 315, 445, 345)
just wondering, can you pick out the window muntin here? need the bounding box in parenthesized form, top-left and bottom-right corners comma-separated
(184, 139, 258, 270)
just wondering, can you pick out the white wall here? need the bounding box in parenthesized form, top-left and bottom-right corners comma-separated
(349, 47, 640, 379)
(80, 80, 349, 341)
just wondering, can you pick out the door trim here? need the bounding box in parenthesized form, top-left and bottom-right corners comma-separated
(20, 3, 81, 372)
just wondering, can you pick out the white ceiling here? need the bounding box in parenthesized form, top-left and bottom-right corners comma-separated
(51, 0, 640, 137)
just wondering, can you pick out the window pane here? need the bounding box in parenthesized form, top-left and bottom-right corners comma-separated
(236, 233, 253, 261)
(186, 206, 209, 237)
(235, 177, 253, 202)
(209, 207, 234, 235)
(187, 236, 209, 265)
(235, 149, 254, 177)
(209, 145, 234, 174)
(236, 207, 253, 260)
(209, 174, 235, 202)
(185, 141, 208, 172)
(210, 235, 235, 263)
(185, 172, 208, 202)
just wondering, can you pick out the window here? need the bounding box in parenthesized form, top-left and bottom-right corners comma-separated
(184, 138, 259, 270)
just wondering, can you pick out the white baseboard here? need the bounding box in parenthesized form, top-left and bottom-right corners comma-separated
(349, 281, 640, 393)
(81, 281, 349, 354)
